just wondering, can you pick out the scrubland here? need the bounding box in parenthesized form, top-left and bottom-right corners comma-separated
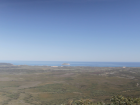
(0, 65, 140, 105)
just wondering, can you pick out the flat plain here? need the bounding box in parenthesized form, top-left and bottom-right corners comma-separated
(0, 64, 140, 105)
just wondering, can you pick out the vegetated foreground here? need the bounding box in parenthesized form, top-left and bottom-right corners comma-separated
(0, 64, 140, 105)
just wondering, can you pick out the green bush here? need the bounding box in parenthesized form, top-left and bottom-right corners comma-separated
(62, 95, 140, 105)
(110, 95, 140, 105)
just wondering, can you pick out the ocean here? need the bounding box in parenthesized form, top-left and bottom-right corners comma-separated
(0, 61, 140, 67)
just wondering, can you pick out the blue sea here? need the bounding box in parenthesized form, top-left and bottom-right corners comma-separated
(0, 61, 140, 67)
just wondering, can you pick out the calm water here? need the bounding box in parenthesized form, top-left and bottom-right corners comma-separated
(0, 61, 140, 67)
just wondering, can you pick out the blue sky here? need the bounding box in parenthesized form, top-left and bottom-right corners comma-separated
(0, 0, 140, 62)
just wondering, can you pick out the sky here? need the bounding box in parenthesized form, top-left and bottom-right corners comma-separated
(0, 0, 140, 62)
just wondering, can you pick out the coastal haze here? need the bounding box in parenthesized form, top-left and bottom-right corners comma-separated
(0, 61, 140, 67)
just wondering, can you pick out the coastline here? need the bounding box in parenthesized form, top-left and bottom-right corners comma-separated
(0, 61, 140, 67)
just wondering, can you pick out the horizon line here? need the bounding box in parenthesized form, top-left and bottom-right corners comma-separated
(0, 60, 140, 63)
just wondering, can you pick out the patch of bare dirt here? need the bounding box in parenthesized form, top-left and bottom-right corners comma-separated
(18, 82, 41, 89)
(0, 77, 15, 81)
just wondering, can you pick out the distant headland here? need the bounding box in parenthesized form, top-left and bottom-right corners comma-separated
(0, 63, 13, 66)
(62, 63, 70, 65)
